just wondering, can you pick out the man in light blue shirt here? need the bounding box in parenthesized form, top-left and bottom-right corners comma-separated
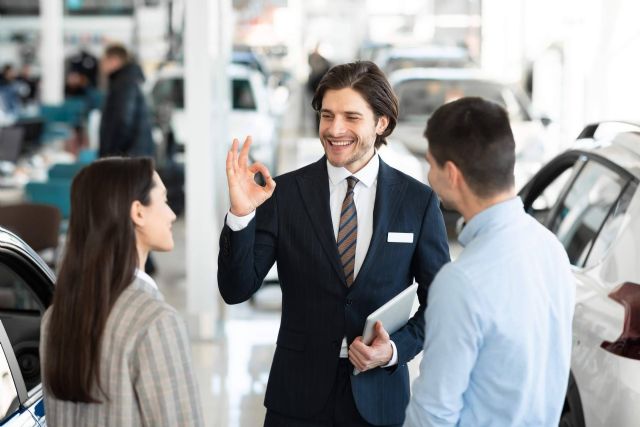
(404, 97, 575, 427)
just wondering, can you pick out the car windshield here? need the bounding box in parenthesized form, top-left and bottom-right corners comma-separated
(151, 76, 257, 111)
(395, 78, 528, 123)
(386, 57, 469, 73)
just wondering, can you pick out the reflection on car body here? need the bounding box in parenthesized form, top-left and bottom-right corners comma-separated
(0, 227, 54, 426)
(519, 121, 640, 427)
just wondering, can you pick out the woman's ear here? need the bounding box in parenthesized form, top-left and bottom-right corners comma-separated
(130, 200, 145, 228)
(376, 116, 389, 135)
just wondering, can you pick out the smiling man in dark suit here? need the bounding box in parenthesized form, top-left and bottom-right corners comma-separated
(218, 61, 450, 427)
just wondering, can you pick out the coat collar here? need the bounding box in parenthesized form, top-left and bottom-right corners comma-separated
(296, 156, 407, 289)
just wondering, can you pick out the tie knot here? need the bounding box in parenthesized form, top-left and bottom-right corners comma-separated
(346, 176, 358, 191)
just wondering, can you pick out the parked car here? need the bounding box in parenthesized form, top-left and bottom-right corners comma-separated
(147, 63, 278, 171)
(0, 227, 53, 426)
(518, 121, 640, 427)
(374, 45, 474, 75)
(388, 67, 553, 190)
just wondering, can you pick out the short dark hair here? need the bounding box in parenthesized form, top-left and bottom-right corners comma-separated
(425, 97, 515, 197)
(311, 61, 398, 149)
(104, 43, 129, 62)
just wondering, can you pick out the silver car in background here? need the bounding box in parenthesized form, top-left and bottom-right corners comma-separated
(389, 67, 553, 190)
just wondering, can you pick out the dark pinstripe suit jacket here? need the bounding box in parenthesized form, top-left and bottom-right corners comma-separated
(218, 156, 449, 426)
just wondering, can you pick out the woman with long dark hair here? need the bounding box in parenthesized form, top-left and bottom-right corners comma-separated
(40, 157, 202, 426)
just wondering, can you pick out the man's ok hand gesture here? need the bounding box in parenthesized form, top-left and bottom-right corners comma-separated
(226, 136, 276, 217)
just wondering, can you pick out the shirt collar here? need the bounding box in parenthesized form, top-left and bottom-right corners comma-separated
(327, 152, 379, 188)
(135, 268, 158, 290)
(458, 196, 524, 247)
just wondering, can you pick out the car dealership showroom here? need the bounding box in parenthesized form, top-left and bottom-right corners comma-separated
(1, 0, 639, 426)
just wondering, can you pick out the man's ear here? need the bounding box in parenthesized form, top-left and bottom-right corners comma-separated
(130, 200, 145, 228)
(376, 116, 389, 135)
(445, 160, 462, 187)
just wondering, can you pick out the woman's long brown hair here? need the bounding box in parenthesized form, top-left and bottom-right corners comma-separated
(44, 157, 155, 403)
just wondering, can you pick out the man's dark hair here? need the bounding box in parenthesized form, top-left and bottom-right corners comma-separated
(311, 61, 398, 149)
(104, 43, 129, 62)
(425, 97, 515, 197)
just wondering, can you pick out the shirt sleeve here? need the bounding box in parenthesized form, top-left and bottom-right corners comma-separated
(226, 209, 256, 231)
(381, 340, 398, 367)
(404, 265, 483, 427)
(133, 310, 204, 426)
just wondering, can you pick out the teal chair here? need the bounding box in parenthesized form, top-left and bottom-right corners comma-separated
(24, 180, 72, 219)
(47, 163, 87, 181)
(78, 149, 97, 164)
(39, 98, 88, 142)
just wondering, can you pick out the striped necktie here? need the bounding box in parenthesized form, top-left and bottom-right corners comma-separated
(337, 176, 358, 287)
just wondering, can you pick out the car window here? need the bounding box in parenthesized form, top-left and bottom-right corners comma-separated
(549, 160, 628, 267)
(386, 57, 468, 73)
(396, 79, 524, 123)
(0, 263, 40, 311)
(232, 79, 256, 110)
(584, 181, 638, 268)
(0, 259, 44, 392)
(529, 167, 577, 223)
(151, 77, 184, 109)
(0, 338, 20, 423)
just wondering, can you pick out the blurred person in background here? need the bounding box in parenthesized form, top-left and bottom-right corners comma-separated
(98, 44, 154, 158)
(404, 97, 574, 427)
(100, 43, 157, 274)
(40, 157, 202, 426)
(307, 44, 331, 132)
(0, 64, 21, 118)
(15, 63, 38, 105)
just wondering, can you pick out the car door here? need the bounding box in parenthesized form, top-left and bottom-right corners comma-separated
(0, 231, 54, 426)
(1, 322, 39, 426)
(521, 151, 640, 427)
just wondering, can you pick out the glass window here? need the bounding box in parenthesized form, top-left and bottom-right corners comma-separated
(0, 340, 19, 422)
(584, 181, 638, 268)
(549, 161, 628, 267)
(0, 261, 43, 391)
(528, 167, 577, 224)
(232, 79, 256, 110)
(0, 263, 40, 311)
(151, 78, 184, 110)
(396, 79, 525, 123)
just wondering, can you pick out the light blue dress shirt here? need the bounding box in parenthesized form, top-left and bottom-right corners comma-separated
(404, 197, 575, 427)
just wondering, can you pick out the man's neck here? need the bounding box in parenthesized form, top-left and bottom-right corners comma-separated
(460, 190, 516, 223)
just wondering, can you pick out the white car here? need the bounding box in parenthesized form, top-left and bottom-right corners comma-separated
(519, 121, 640, 427)
(388, 67, 554, 190)
(147, 63, 277, 170)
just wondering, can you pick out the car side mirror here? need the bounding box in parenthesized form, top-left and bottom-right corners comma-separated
(601, 282, 640, 361)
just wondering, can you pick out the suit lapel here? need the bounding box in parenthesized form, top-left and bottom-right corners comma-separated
(297, 157, 347, 284)
(352, 158, 407, 289)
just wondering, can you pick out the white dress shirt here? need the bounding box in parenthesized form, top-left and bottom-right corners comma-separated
(226, 153, 397, 366)
(135, 268, 158, 290)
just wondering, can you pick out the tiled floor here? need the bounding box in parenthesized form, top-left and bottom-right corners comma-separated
(154, 217, 280, 427)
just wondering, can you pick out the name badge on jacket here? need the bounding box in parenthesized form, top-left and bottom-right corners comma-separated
(387, 232, 413, 243)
